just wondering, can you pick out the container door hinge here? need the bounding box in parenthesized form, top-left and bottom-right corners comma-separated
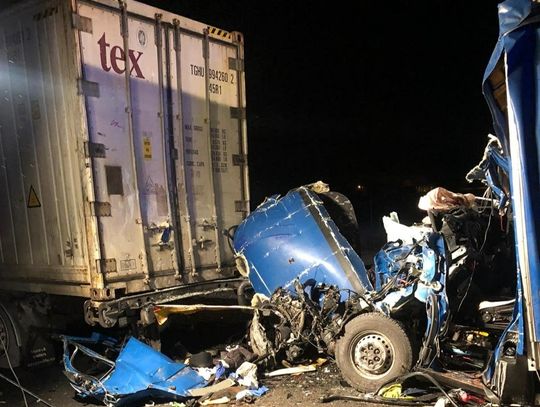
(72, 13, 93, 33)
(84, 141, 106, 158)
(78, 79, 100, 98)
(90, 201, 112, 217)
(235, 200, 249, 213)
(232, 154, 247, 166)
(228, 57, 244, 72)
(230, 107, 246, 120)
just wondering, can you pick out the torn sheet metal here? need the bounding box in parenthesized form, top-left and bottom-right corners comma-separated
(62, 335, 206, 405)
(233, 186, 372, 300)
(153, 304, 254, 325)
(466, 135, 509, 210)
(372, 232, 449, 366)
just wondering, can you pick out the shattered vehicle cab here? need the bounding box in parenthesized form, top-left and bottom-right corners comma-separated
(234, 183, 451, 392)
(232, 0, 540, 403)
(233, 184, 372, 299)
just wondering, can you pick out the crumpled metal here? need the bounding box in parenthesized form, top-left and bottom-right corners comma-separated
(62, 335, 206, 406)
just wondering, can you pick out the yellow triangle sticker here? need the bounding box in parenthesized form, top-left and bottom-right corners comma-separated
(27, 185, 41, 208)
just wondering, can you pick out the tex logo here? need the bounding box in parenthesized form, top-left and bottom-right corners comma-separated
(98, 33, 145, 79)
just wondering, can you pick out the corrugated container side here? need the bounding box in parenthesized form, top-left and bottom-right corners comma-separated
(0, 0, 249, 299)
(0, 0, 92, 296)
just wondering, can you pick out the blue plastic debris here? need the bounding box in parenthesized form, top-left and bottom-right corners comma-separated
(236, 385, 269, 401)
(62, 335, 206, 406)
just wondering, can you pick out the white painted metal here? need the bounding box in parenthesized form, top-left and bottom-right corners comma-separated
(0, 0, 248, 298)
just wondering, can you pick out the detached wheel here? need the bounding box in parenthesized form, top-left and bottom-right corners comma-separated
(0, 303, 21, 368)
(335, 312, 413, 392)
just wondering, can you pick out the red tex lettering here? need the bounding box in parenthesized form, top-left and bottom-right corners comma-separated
(98, 33, 145, 79)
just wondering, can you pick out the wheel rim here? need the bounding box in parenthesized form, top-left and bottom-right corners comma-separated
(350, 332, 394, 377)
(0, 313, 9, 356)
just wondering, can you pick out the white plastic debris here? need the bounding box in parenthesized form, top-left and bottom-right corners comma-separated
(434, 397, 448, 406)
(264, 365, 317, 377)
(235, 361, 259, 389)
(194, 366, 217, 381)
(383, 214, 431, 244)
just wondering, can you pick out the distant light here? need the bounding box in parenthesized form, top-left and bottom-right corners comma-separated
(357, 185, 366, 192)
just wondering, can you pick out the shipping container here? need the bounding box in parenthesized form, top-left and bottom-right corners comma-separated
(0, 0, 248, 340)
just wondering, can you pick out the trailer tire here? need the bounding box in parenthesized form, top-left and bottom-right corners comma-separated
(335, 312, 412, 392)
(0, 303, 21, 368)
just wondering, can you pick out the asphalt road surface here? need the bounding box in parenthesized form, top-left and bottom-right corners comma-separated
(0, 361, 385, 407)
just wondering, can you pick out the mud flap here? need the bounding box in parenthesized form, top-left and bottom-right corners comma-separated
(493, 355, 534, 405)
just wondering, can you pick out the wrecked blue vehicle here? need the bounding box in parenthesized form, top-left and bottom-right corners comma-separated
(234, 183, 453, 393)
(233, 0, 540, 403)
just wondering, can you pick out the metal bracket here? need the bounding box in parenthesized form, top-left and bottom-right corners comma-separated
(235, 200, 249, 212)
(91, 201, 111, 217)
(84, 141, 106, 158)
(90, 286, 116, 301)
(77, 79, 100, 98)
(154, 13, 163, 47)
(202, 30, 210, 59)
(230, 107, 246, 120)
(172, 19, 181, 51)
(232, 154, 247, 166)
(199, 219, 217, 230)
(97, 258, 117, 275)
(228, 57, 244, 72)
(72, 13, 93, 33)
(84, 277, 245, 328)
(231, 31, 244, 45)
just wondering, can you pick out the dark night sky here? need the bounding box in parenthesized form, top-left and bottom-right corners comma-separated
(146, 0, 502, 222)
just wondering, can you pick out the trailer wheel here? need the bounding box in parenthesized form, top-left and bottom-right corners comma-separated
(0, 304, 21, 368)
(335, 312, 413, 392)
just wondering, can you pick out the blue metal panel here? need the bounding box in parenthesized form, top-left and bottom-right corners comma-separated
(104, 337, 206, 399)
(503, 23, 540, 342)
(62, 336, 206, 405)
(483, 0, 540, 356)
(233, 187, 372, 300)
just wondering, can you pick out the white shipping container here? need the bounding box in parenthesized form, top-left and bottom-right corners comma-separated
(0, 0, 249, 306)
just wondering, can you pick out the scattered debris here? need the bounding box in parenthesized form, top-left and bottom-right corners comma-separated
(235, 386, 269, 402)
(153, 304, 254, 326)
(265, 359, 327, 377)
(188, 379, 235, 397)
(230, 142, 519, 402)
(61, 335, 206, 405)
(59, 136, 524, 406)
(265, 365, 317, 378)
(60, 167, 512, 406)
(418, 187, 476, 212)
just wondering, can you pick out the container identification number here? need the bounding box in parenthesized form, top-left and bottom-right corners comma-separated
(190, 64, 235, 85)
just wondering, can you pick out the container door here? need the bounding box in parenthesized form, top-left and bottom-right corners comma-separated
(77, 2, 179, 291)
(168, 28, 247, 280)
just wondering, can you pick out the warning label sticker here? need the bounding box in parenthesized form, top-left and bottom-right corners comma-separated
(143, 137, 152, 160)
(27, 185, 41, 208)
